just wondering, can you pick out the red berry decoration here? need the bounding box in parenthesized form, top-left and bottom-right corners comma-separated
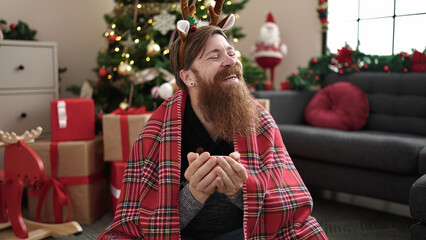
(189, 25, 197, 32)
(339, 69, 344, 75)
(384, 65, 389, 72)
(314, 75, 320, 81)
(311, 58, 318, 64)
(98, 67, 108, 78)
(403, 68, 408, 73)
(363, 64, 369, 70)
(10, 23, 17, 29)
(403, 53, 410, 59)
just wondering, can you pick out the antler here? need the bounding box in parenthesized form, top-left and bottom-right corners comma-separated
(181, 0, 196, 21)
(209, 0, 225, 26)
(0, 127, 43, 146)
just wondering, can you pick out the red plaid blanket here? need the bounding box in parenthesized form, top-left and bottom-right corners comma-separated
(98, 89, 327, 239)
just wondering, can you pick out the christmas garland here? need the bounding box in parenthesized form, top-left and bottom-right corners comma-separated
(287, 46, 426, 91)
(0, 19, 37, 40)
(317, 0, 328, 31)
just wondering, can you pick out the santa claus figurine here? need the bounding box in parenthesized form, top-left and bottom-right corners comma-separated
(253, 12, 288, 89)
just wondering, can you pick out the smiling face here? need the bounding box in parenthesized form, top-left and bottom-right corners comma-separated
(188, 33, 243, 87)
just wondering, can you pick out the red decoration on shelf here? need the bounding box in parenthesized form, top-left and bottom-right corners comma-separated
(311, 58, 319, 64)
(10, 23, 16, 29)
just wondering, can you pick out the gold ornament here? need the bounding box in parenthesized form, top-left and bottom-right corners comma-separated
(119, 99, 129, 110)
(147, 40, 161, 57)
(118, 62, 133, 76)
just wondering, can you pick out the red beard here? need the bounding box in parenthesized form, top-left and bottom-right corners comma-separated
(194, 65, 260, 142)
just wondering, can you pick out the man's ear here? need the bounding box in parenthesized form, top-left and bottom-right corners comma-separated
(179, 69, 193, 86)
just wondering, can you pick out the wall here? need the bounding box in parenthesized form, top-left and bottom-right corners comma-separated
(0, 0, 321, 93)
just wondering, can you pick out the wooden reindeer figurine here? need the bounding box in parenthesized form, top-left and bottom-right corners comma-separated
(0, 127, 82, 239)
(0, 127, 44, 239)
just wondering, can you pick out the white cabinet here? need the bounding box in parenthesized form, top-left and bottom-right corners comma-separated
(0, 40, 59, 165)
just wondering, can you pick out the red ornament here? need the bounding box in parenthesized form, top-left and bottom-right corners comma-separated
(189, 25, 197, 32)
(403, 53, 410, 59)
(403, 68, 408, 73)
(311, 58, 318, 64)
(10, 23, 17, 29)
(98, 67, 108, 78)
(314, 75, 320, 81)
(363, 64, 369, 70)
(338, 69, 344, 75)
(108, 34, 118, 44)
(383, 65, 389, 72)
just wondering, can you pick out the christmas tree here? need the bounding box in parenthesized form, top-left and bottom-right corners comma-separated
(68, 0, 265, 114)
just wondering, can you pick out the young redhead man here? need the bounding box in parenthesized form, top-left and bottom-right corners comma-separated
(98, 25, 327, 240)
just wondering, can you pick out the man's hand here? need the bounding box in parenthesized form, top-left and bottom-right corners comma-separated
(184, 152, 219, 203)
(214, 152, 248, 198)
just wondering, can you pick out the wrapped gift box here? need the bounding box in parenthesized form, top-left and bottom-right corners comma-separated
(51, 98, 95, 142)
(102, 113, 151, 161)
(27, 136, 107, 225)
(110, 162, 126, 211)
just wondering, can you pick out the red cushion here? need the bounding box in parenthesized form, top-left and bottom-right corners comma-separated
(304, 82, 369, 131)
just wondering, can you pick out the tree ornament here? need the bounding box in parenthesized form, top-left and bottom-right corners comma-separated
(98, 67, 108, 78)
(118, 62, 133, 76)
(10, 23, 16, 29)
(253, 12, 288, 89)
(108, 34, 118, 44)
(153, 10, 176, 35)
(151, 86, 160, 98)
(158, 82, 174, 100)
(146, 40, 161, 57)
(312, 58, 319, 64)
(121, 34, 135, 51)
(119, 99, 129, 110)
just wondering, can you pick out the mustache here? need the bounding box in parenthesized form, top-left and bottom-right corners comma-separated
(213, 65, 243, 83)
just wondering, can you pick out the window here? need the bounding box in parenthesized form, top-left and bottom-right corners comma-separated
(327, 0, 426, 55)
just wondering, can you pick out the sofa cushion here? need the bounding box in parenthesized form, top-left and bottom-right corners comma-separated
(304, 82, 369, 131)
(279, 124, 426, 175)
(410, 174, 426, 223)
(324, 72, 426, 136)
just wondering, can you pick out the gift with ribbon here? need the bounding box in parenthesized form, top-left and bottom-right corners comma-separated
(27, 137, 107, 225)
(109, 161, 127, 211)
(51, 98, 95, 142)
(102, 106, 152, 161)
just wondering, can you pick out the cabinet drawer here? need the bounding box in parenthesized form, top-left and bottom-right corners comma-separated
(0, 45, 55, 89)
(0, 93, 54, 135)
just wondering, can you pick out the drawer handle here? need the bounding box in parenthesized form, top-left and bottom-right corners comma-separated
(18, 65, 25, 70)
(20, 112, 27, 118)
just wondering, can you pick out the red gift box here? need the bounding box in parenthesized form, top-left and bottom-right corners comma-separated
(51, 98, 95, 142)
(110, 162, 126, 211)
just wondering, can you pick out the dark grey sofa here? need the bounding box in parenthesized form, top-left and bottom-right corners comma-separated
(255, 72, 426, 238)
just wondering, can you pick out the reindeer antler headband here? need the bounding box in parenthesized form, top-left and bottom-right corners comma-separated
(176, 0, 235, 69)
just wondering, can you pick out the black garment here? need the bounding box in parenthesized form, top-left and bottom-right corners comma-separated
(180, 98, 243, 240)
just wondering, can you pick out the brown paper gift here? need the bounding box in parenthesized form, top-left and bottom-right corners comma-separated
(26, 136, 107, 225)
(102, 113, 151, 161)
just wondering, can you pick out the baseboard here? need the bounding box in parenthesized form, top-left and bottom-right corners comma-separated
(317, 189, 411, 218)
